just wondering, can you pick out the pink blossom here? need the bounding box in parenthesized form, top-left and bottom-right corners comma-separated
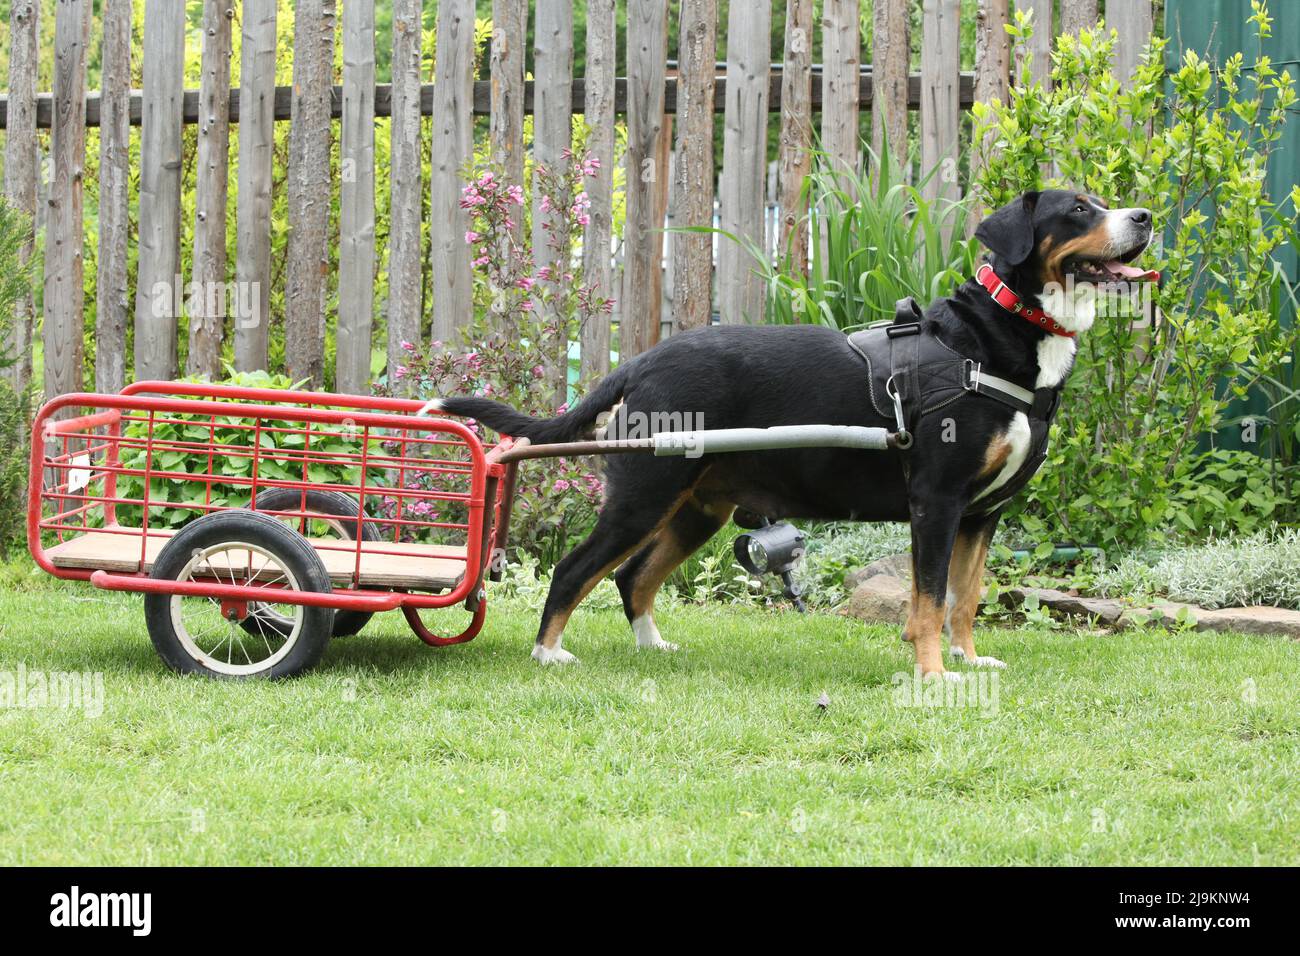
(394, 365, 408, 381)
(400, 340, 415, 351)
(540, 195, 554, 213)
(552, 479, 571, 493)
(557, 403, 569, 415)
(506, 185, 524, 205)
(464, 230, 482, 244)
(536, 266, 553, 281)
(531, 364, 545, 379)
(577, 214, 590, 227)
(517, 276, 535, 291)
(472, 255, 490, 268)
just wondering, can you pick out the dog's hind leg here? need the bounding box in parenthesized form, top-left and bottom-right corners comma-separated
(944, 513, 1004, 669)
(532, 471, 699, 665)
(615, 495, 734, 652)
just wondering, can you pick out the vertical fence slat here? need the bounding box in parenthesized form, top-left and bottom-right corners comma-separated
(581, 0, 616, 375)
(336, 0, 376, 394)
(95, 0, 131, 393)
(187, 0, 233, 380)
(1059, 0, 1099, 39)
(133, 0, 185, 382)
(1112, 1, 1155, 85)
(387, 0, 423, 388)
(652, 109, 673, 336)
(821, 0, 860, 179)
(969, 0, 1011, 209)
(871, 0, 910, 171)
(534, 0, 575, 399)
(235, 0, 276, 373)
(285, 0, 337, 388)
(4, 1, 39, 390)
(622, 0, 669, 356)
(777, 0, 811, 276)
(43, 0, 91, 401)
(921, 0, 960, 232)
(430, 0, 475, 351)
(1019, 0, 1053, 89)
(491, 0, 527, 244)
(717, 0, 771, 324)
(670, 0, 717, 334)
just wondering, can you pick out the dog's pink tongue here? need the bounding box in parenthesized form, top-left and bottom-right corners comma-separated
(1103, 260, 1160, 281)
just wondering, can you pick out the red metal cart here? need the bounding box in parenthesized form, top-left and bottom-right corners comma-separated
(28, 380, 899, 678)
(27, 381, 524, 678)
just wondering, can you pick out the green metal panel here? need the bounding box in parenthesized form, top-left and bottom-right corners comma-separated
(1165, 0, 1299, 450)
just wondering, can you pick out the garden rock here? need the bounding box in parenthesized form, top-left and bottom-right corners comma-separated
(842, 574, 911, 625)
(1191, 605, 1300, 639)
(1002, 586, 1125, 625)
(844, 553, 912, 592)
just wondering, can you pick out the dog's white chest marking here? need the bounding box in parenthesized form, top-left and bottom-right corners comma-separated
(1035, 335, 1077, 389)
(972, 411, 1032, 503)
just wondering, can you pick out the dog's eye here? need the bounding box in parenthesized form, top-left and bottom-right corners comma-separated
(1073, 204, 1088, 213)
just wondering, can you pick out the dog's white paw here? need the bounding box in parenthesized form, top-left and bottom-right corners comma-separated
(949, 646, 1005, 669)
(632, 615, 678, 652)
(941, 670, 964, 683)
(531, 644, 578, 666)
(638, 638, 679, 653)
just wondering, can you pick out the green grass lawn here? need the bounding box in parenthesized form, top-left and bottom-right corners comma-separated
(0, 575, 1296, 865)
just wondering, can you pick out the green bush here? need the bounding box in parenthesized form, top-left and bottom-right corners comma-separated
(114, 369, 384, 529)
(971, 3, 1300, 549)
(1094, 529, 1300, 609)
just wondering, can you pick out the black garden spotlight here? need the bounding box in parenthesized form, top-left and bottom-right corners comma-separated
(734, 518, 807, 612)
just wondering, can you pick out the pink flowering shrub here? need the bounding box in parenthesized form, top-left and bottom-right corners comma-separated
(379, 139, 612, 566)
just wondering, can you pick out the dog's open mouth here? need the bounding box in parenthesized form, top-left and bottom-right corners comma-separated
(1066, 240, 1159, 284)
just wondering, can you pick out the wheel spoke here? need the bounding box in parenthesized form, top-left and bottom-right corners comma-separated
(173, 541, 305, 676)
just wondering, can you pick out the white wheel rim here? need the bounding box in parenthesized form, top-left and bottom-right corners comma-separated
(170, 541, 305, 677)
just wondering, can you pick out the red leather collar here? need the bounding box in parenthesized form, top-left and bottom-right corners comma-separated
(975, 263, 1076, 338)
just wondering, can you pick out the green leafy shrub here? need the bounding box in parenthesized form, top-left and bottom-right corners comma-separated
(1094, 529, 1300, 609)
(972, 3, 1300, 548)
(114, 369, 383, 528)
(752, 145, 980, 330)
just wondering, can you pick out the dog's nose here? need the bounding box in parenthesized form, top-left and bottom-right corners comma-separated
(1129, 208, 1152, 227)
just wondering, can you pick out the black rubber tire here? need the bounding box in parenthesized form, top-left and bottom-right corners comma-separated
(144, 510, 335, 679)
(249, 487, 378, 637)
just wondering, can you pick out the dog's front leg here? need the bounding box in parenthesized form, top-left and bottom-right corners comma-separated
(945, 512, 1005, 668)
(903, 497, 964, 679)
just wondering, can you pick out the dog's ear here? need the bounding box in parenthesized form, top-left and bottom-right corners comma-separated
(975, 192, 1040, 265)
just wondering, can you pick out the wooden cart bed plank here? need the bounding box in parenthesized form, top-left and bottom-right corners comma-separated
(44, 529, 467, 590)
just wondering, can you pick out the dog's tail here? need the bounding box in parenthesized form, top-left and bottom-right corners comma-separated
(421, 363, 630, 444)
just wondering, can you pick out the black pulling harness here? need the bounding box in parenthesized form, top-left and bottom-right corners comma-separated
(845, 297, 1063, 514)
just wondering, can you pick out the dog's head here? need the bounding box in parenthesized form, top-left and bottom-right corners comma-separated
(975, 190, 1156, 330)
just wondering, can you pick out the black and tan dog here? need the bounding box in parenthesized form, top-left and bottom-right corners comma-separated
(428, 190, 1155, 677)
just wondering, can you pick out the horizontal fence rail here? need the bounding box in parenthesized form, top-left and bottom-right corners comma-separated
(0, 70, 979, 129)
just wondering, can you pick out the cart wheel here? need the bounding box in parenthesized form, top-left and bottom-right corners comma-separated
(144, 510, 334, 679)
(249, 487, 378, 637)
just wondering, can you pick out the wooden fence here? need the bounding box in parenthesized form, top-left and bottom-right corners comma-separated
(1, 0, 1155, 406)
